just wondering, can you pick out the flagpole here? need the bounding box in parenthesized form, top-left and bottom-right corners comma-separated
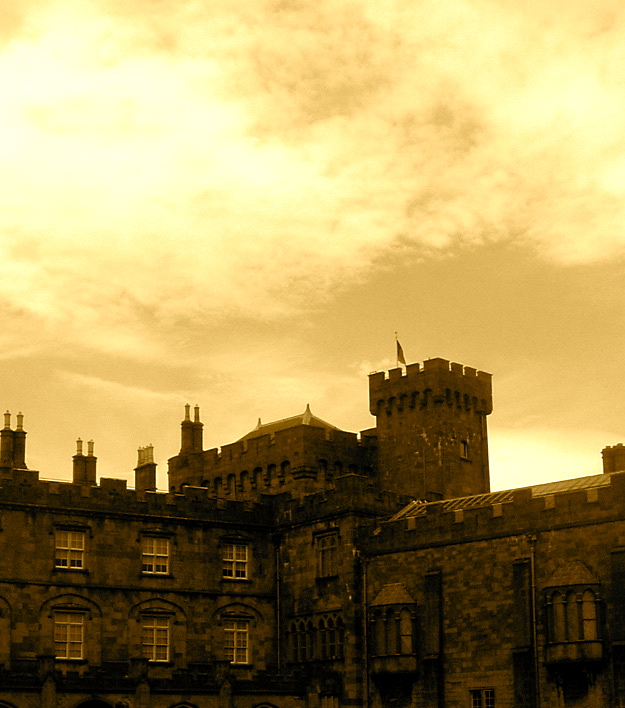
(395, 332, 398, 368)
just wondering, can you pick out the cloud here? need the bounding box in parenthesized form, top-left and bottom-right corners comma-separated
(2, 0, 625, 361)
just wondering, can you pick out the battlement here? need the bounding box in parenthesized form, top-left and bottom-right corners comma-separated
(169, 418, 377, 499)
(363, 471, 625, 555)
(369, 358, 492, 416)
(0, 468, 274, 525)
(602, 443, 625, 473)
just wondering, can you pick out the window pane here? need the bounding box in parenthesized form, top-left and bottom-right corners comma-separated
(55, 613, 84, 660)
(142, 537, 169, 574)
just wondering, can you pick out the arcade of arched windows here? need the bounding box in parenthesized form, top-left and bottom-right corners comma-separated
(192, 459, 373, 498)
(369, 605, 416, 657)
(545, 587, 601, 644)
(288, 614, 345, 662)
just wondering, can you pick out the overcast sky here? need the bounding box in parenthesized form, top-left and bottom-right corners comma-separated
(2, 0, 625, 491)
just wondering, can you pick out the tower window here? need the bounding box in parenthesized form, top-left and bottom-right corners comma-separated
(317, 533, 338, 578)
(460, 440, 469, 459)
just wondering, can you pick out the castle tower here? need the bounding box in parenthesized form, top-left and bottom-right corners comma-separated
(369, 358, 493, 500)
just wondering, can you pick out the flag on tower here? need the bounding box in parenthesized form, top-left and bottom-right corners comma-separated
(396, 339, 406, 367)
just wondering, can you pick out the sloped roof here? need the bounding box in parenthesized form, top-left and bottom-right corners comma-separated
(370, 583, 416, 606)
(545, 560, 599, 588)
(238, 404, 341, 441)
(390, 473, 615, 522)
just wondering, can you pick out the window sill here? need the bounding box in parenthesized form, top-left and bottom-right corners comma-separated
(221, 577, 252, 583)
(141, 573, 173, 579)
(52, 567, 89, 574)
(545, 641, 603, 664)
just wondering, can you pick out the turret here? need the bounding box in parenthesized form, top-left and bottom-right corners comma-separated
(602, 443, 625, 473)
(369, 358, 492, 500)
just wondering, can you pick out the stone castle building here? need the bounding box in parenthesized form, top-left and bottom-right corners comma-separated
(0, 357, 623, 707)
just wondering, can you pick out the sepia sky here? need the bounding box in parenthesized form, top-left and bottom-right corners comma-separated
(2, 0, 625, 491)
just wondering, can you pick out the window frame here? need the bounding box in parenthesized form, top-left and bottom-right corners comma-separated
(141, 614, 170, 663)
(54, 611, 85, 660)
(54, 528, 86, 570)
(470, 688, 495, 708)
(222, 542, 249, 580)
(141, 536, 170, 575)
(316, 532, 339, 579)
(224, 618, 249, 664)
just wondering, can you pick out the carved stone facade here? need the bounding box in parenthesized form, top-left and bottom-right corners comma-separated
(0, 359, 623, 707)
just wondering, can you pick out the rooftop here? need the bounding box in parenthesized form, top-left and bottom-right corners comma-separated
(389, 472, 615, 521)
(238, 404, 341, 441)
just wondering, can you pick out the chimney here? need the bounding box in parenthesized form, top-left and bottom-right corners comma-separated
(85, 439, 97, 484)
(73, 438, 97, 485)
(0, 411, 13, 471)
(12, 412, 27, 470)
(192, 405, 203, 452)
(180, 404, 194, 453)
(135, 445, 157, 491)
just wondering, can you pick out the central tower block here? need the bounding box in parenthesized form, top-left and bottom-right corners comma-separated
(369, 358, 493, 500)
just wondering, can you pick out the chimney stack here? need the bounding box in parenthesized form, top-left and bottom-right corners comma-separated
(73, 438, 97, 485)
(180, 404, 194, 453)
(0, 411, 28, 472)
(192, 405, 203, 452)
(135, 445, 157, 491)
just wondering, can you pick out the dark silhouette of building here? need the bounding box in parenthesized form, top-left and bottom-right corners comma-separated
(0, 358, 623, 707)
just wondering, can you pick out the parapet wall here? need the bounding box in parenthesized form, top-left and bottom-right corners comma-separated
(0, 469, 274, 525)
(169, 423, 377, 496)
(362, 472, 625, 555)
(369, 358, 493, 417)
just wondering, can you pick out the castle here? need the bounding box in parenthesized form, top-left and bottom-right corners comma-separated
(0, 357, 623, 708)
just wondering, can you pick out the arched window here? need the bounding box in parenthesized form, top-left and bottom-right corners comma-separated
(280, 461, 290, 483)
(306, 620, 315, 660)
(252, 468, 262, 489)
(327, 617, 336, 659)
(266, 464, 276, 487)
(336, 617, 345, 658)
(240, 470, 249, 493)
(582, 589, 598, 640)
(319, 618, 327, 659)
(400, 608, 413, 654)
(385, 608, 398, 654)
(566, 591, 579, 641)
(289, 622, 300, 662)
(373, 610, 386, 655)
(299, 620, 308, 661)
(551, 591, 565, 642)
(317, 533, 338, 578)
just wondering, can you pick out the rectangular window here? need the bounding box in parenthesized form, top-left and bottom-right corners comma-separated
(223, 543, 248, 579)
(470, 689, 495, 708)
(55, 530, 85, 569)
(142, 537, 169, 574)
(54, 612, 84, 659)
(224, 619, 249, 664)
(142, 616, 169, 662)
(317, 533, 338, 578)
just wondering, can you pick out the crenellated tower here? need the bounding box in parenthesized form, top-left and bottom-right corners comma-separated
(369, 357, 493, 500)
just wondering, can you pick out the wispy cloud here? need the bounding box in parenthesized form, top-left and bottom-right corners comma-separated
(2, 0, 625, 364)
